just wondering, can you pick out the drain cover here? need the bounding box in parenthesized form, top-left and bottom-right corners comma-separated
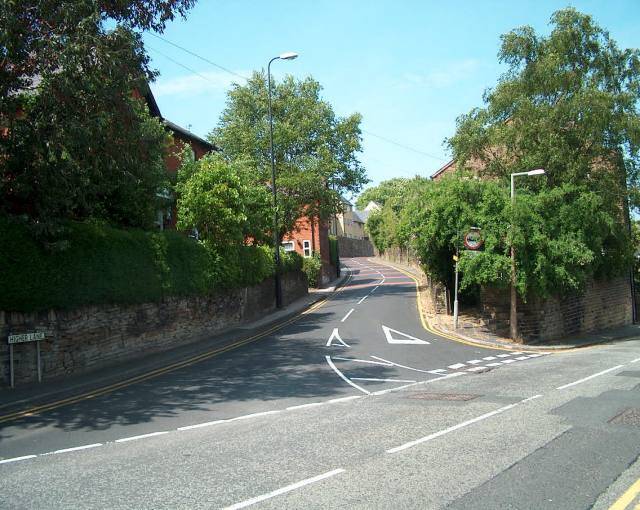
(609, 408, 640, 426)
(407, 392, 479, 401)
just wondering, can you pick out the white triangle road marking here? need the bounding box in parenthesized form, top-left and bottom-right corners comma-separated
(326, 328, 350, 348)
(382, 325, 430, 345)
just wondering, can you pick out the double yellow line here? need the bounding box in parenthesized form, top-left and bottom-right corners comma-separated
(609, 477, 640, 510)
(0, 295, 332, 425)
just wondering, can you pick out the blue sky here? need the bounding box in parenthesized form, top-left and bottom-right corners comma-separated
(143, 0, 640, 193)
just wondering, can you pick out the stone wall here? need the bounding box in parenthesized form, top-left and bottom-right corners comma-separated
(0, 271, 308, 386)
(481, 276, 633, 343)
(375, 247, 449, 315)
(337, 236, 374, 258)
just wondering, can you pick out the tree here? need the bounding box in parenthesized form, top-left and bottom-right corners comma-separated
(0, 1, 196, 235)
(176, 153, 271, 247)
(210, 72, 368, 242)
(355, 178, 411, 210)
(440, 8, 638, 297)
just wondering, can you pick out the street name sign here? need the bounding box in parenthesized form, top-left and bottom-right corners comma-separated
(8, 332, 45, 344)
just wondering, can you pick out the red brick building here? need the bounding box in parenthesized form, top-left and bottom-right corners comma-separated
(282, 215, 335, 285)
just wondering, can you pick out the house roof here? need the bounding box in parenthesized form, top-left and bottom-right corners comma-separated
(430, 159, 455, 179)
(164, 119, 217, 152)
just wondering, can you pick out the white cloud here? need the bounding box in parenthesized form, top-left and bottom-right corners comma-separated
(152, 70, 249, 97)
(398, 59, 482, 89)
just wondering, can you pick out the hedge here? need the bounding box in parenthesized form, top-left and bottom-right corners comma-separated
(0, 217, 303, 312)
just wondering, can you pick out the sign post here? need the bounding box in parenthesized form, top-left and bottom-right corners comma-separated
(7, 332, 45, 388)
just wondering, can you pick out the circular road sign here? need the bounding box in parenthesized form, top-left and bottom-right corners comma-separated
(463, 229, 483, 251)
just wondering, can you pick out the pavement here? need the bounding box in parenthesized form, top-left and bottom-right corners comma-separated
(1, 257, 640, 509)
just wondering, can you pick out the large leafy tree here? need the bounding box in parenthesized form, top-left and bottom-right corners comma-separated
(0, 1, 196, 235)
(210, 72, 368, 241)
(355, 177, 411, 210)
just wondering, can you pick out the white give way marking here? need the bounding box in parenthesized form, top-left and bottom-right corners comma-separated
(326, 328, 350, 347)
(382, 325, 430, 345)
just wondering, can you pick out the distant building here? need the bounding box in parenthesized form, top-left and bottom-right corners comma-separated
(331, 197, 370, 240)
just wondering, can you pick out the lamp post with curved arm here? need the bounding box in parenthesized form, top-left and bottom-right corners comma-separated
(268, 52, 298, 308)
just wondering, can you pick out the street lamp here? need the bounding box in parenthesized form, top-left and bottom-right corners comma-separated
(268, 52, 298, 308)
(509, 168, 545, 340)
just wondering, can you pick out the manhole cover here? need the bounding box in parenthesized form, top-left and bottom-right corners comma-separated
(609, 408, 640, 426)
(407, 392, 479, 401)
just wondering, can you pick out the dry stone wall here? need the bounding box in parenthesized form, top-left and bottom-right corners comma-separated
(0, 271, 307, 386)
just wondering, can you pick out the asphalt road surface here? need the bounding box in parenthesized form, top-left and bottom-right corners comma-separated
(1, 257, 640, 509)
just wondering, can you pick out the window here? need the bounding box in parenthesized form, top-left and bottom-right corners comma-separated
(303, 240, 312, 258)
(282, 241, 295, 252)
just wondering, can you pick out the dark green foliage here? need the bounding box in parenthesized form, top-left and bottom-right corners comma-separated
(0, 217, 301, 312)
(302, 253, 322, 288)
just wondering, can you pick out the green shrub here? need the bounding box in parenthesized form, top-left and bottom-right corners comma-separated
(281, 249, 303, 273)
(302, 253, 322, 288)
(0, 217, 301, 312)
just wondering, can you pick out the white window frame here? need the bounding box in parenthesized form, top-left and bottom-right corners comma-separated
(282, 241, 295, 252)
(303, 240, 312, 258)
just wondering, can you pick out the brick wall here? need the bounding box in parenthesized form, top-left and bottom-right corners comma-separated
(481, 276, 633, 343)
(337, 236, 374, 258)
(0, 271, 308, 386)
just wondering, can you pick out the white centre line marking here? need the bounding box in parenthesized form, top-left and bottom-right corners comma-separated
(631, 357, 640, 363)
(358, 295, 369, 304)
(54, 443, 103, 453)
(115, 432, 168, 443)
(222, 468, 346, 510)
(0, 455, 37, 465)
(325, 356, 370, 395)
(228, 411, 281, 422)
(556, 365, 625, 390)
(387, 395, 539, 454)
(341, 309, 355, 322)
(177, 420, 227, 431)
(371, 286, 380, 293)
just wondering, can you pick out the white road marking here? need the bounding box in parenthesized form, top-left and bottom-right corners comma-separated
(371, 286, 380, 293)
(496, 354, 512, 358)
(370, 355, 434, 374)
(447, 363, 466, 369)
(631, 357, 640, 363)
(370, 372, 465, 396)
(428, 369, 447, 374)
(325, 356, 370, 395)
(177, 420, 227, 431)
(341, 309, 355, 322)
(326, 328, 350, 348)
(527, 353, 545, 357)
(485, 362, 502, 367)
(556, 365, 625, 390)
(511, 352, 524, 355)
(327, 396, 362, 404)
(382, 325, 430, 345)
(521, 394, 543, 403)
(386, 395, 538, 453)
(228, 411, 281, 421)
(467, 359, 483, 364)
(0, 455, 37, 464)
(333, 357, 393, 366)
(467, 367, 487, 372)
(286, 403, 324, 411)
(482, 356, 497, 361)
(501, 359, 516, 364)
(115, 432, 168, 443)
(515, 356, 530, 361)
(54, 443, 103, 453)
(351, 378, 417, 383)
(222, 468, 346, 510)
(358, 294, 369, 304)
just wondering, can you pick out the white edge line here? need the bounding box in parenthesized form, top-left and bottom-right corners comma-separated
(352, 378, 417, 383)
(327, 395, 362, 404)
(0, 454, 38, 464)
(228, 410, 281, 421)
(286, 403, 324, 411)
(333, 357, 393, 367)
(54, 443, 103, 453)
(631, 357, 640, 363)
(325, 356, 370, 395)
(341, 308, 355, 322)
(222, 468, 346, 510)
(177, 420, 228, 431)
(556, 365, 625, 390)
(115, 431, 168, 443)
(358, 295, 369, 304)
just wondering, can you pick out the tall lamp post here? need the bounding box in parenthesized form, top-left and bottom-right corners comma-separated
(509, 168, 545, 340)
(268, 51, 298, 308)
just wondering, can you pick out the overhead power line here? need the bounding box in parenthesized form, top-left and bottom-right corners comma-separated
(146, 34, 446, 162)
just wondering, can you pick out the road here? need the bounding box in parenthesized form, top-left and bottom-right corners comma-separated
(1, 257, 640, 509)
